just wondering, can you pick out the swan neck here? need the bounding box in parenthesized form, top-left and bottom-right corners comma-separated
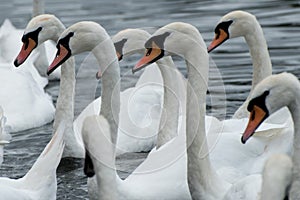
(156, 57, 182, 148)
(32, 0, 44, 17)
(289, 95, 300, 171)
(53, 58, 78, 156)
(244, 23, 272, 93)
(92, 41, 121, 145)
(185, 51, 228, 199)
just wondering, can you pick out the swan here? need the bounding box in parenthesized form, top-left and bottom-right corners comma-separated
(14, 14, 82, 158)
(240, 72, 300, 199)
(0, 121, 65, 200)
(208, 10, 273, 119)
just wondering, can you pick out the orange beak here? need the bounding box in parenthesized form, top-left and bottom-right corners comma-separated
(241, 105, 268, 144)
(207, 29, 229, 53)
(47, 44, 71, 75)
(14, 38, 37, 67)
(133, 43, 163, 73)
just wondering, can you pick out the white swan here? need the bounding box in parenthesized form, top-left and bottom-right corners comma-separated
(240, 72, 300, 199)
(208, 10, 273, 119)
(14, 14, 82, 158)
(0, 122, 65, 200)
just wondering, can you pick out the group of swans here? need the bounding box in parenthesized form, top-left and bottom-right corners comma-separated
(1, 9, 295, 199)
(14, 14, 186, 158)
(43, 11, 293, 198)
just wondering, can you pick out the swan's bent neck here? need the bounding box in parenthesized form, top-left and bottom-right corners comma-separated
(156, 56, 185, 148)
(92, 39, 121, 145)
(244, 21, 272, 93)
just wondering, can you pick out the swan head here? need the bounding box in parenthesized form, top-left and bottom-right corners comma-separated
(208, 10, 258, 52)
(14, 14, 64, 67)
(134, 22, 204, 72)
(112, 29, 151, 61)
(47, 21, 110, 75)
(241, 72, 299, 143)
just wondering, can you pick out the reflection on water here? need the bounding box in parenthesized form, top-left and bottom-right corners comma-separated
(0, 0, 300, 199)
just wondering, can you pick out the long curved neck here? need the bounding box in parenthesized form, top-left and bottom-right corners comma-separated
(32, 0, 44, 17)
(156, 57, 185, 148)
(287, 92, 300, 198)
(184, 43, 228, 199)
(244, 21, 272, 94)
(92, 39, 121, 146)
(49, 24, 79, 157)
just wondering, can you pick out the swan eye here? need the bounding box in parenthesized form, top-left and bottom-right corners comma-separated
(146, 48, 152, 56)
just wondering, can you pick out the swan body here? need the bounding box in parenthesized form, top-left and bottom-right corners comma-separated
(0, 19, 57, 132)
(224, 153, 292, 200)
(0, 122, 65, 200)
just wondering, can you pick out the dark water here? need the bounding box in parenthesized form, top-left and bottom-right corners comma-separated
(0, 0, 300, 199)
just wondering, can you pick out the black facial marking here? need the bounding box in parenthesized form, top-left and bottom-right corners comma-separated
(56, 32, 74, 55)
(143, 32, 171, 65)
(83, 150, 95, 177)
(55, 32, 74, 60)
(21, 27, 42, 49)
(114, 38, 127, 61)
(247, 90, 270, 117)
(214, 20, 233, 38)
(47, 32, 74, 75)
(145, 32, 171, 49)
